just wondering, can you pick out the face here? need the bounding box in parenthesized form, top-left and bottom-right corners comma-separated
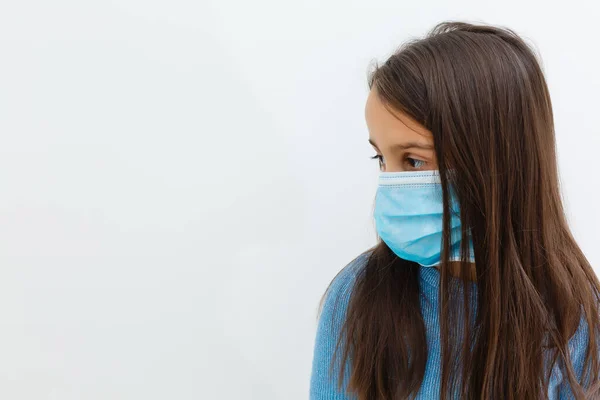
(365, 87, 438, 172)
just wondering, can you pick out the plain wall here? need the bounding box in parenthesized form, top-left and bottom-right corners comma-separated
(0, 0, 598, 399)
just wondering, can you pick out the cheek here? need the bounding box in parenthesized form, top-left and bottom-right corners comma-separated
(381, 158, 405, 172)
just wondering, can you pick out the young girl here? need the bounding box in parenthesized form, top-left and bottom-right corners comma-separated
(309, 21, 600, 399)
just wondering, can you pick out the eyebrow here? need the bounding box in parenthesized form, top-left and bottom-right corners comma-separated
(368, 139, 434, 151)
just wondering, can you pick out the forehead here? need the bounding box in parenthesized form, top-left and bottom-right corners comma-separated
(365, 88, 432, 144)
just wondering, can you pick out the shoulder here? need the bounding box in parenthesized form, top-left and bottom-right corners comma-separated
(327, 251, 371, 293)
(313, 250, 371, 348)
(309, 251, 371, 399)
(319, 251, 371, 316)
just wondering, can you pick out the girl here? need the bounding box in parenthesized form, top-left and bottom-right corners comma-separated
(309, 21, 600, 399)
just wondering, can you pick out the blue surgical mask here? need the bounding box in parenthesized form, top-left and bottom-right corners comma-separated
(373, 170, 475, 267)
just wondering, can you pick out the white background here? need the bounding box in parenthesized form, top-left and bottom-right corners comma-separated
(0, 1, 598, 399)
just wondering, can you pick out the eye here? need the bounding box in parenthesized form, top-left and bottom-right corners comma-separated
(406, 157, 426, 169)
(370, 154, 385, 170)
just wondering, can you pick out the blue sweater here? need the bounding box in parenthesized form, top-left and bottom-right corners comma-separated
(309, 252, 590, 399)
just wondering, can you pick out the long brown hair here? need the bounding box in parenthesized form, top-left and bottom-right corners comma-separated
(320, 21, 600, 399)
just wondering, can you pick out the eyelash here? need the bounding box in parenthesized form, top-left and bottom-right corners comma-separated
(370, 154, 384, 163)
(370, 154, 426, 169)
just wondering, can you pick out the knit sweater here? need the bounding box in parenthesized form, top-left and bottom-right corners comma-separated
(309, 252, 591, 399)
